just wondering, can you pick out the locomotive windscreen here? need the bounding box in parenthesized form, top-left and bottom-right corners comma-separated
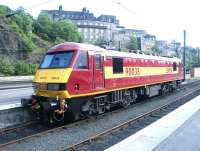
(40, 51, 74, 69)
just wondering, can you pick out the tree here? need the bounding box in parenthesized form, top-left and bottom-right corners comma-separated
(151, 45, 162, 55)
(50, 20, 82, 42)
(33, 11, 53, 41)
(0, 5, 11, 16)
(33, 11, 82, 43)
(94, 37, 107, 47)
(127, 36, 137, 50)
(12, 7, 33, 34)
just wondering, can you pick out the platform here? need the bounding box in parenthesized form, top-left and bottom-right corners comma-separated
(106, 95, 200, 151)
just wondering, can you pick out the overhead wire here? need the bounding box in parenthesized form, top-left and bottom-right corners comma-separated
(109, 0, 150, 30)
(5, 0, 55, 17)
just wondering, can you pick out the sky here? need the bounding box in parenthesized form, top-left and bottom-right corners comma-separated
(0, 0, 199, 47)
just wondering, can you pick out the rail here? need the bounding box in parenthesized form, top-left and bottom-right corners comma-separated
(0, 80, 200, 150)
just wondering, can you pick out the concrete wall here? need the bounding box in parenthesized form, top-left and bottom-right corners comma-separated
(0, 106, 35, 128)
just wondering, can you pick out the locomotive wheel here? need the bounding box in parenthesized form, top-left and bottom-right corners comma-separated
(121, 96, 131, 108)
(53, 112, 65, 122)
(63, 110, 79, 123)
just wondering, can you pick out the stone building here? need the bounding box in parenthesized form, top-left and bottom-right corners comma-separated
(141, 34, 156, 53)
(45, 6, 119, 44)
(45, 5, 160, 52)
(114, 28, 147, 50)
(155, 40, 181, 57)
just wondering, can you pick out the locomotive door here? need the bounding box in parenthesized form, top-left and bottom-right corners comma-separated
(93, 54, 104, 89)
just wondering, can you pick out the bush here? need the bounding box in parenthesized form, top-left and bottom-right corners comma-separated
(14, 61, 38, 75)
(28, 63, 38, 74)
(0, 59, 38, 76)
(0, 59, 15, 75)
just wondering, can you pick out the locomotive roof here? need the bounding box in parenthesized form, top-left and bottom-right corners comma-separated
(104, 50, 181, 63)
(47, 42, 181, 63)
(47, 42, 105, 53)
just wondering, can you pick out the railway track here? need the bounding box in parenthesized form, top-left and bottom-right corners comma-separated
(0, 80, 200, 150)
(0, 81, 32, 90)
(63, 84, 200, 151)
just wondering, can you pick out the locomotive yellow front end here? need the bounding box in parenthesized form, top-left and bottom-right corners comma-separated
(34, 68, 72, 99)
(22, 49, 75, 123)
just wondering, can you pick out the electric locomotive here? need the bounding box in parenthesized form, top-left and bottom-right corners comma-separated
(22, 42, 183, 123)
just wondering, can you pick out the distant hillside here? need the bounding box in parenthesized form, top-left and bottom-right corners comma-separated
(0, 5, 82, 55)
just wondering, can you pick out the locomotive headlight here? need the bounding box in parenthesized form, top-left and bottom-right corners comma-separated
(47, 83, 66, 91)
(50, 101, 58, 107)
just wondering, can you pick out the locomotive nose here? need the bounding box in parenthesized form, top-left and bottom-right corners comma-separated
(34, 68, 73, 83)
(33, 68, 72, 99)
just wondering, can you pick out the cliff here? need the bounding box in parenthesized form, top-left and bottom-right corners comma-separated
(0, 17, 27, 52)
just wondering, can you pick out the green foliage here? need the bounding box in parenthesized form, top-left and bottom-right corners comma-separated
(0, 5, 11, 16)
(186, 48, 200, 69)
(0, 59, 15, 75)
(54, 37, 66, 45)
(127, 36, 138, 50)
(14, 61, 38, 75)
(0, 59, 38, 76)
(1, 6, 36, 51)
(94, 37, 107, 46)
(0, 5, 83, 53)
(151, 45, 162, 55)
(33, 11, 53, 41)
(33, 11, 82, 43)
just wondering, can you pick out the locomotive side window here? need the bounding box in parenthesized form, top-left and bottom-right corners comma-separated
(113, 58, 123, 74)
(173, 62, 177, 71)
(75, 51, 88, 69)
(95, 55, 101, 69)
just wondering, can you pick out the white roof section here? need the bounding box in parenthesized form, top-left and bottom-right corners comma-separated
(57, 42, 181, 63)
(104, 50, 181, 62)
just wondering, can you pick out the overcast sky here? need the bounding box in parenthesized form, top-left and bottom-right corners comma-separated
(0, 0, 199, 47)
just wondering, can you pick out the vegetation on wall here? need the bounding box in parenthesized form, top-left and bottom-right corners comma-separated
(0, 5, 82, 53)
(0, 59, 38, 76)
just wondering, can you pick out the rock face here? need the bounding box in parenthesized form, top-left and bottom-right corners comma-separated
(0, 17, 26, 53)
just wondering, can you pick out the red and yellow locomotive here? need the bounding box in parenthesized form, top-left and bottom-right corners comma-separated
(23, 42, 183, 122)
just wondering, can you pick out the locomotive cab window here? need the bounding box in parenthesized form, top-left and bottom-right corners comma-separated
(173, 62, 177, 71)
(112, 58, 123, 74)
(75, 51, 88, 69)
(40, 51, 74, 69)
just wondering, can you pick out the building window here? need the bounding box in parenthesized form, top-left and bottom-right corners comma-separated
(112, 58, 123, 74)
(95, 55, 101, 69)
(75, 51, 88, 69)
(173, 62, 177, 71)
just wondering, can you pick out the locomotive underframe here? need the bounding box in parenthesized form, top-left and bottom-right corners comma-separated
(25, 80, 181, 123)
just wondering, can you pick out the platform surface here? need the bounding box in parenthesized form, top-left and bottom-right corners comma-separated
(106, 95, 200, 151)
(154, 109, 200, 151)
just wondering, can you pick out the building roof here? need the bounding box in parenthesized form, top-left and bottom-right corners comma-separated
(45, 6, 119, 24)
